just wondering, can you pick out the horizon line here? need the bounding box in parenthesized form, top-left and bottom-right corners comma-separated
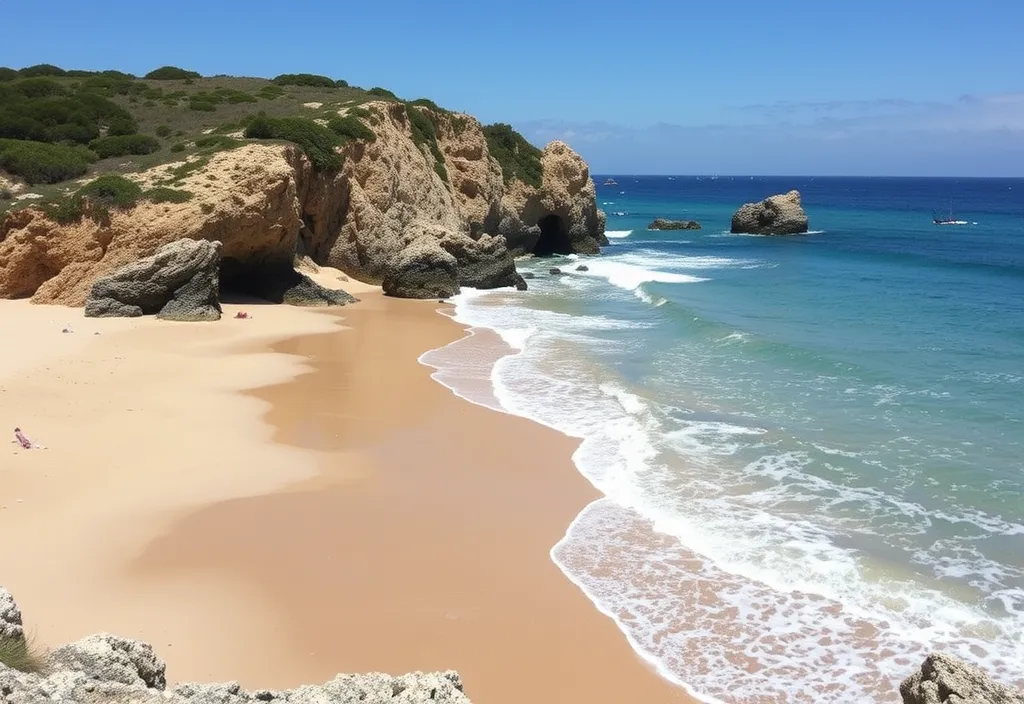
(590, 173, 1024, 180)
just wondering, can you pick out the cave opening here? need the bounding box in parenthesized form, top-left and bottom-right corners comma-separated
(533, 214, 572, 256)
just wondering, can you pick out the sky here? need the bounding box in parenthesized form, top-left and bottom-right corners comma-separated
(2, 0, 1023, 176)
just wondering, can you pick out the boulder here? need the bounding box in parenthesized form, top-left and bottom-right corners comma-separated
(648, 218, 701, 230)
(576, 264, 589, 272)
(520, 271, 536, 280)
(900, 653, 1024, 704)
(549, 267, 563, 276)
(382, 237, 460, 299)
(730, 190, 808, 235)
(436, 232, 525, 291)
(84, 239, 221, 321)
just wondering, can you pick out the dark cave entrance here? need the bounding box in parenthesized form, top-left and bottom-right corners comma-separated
(533, 214, 572, 256)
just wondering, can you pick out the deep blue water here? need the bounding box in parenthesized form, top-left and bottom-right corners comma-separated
(430, 176, 1024, 702)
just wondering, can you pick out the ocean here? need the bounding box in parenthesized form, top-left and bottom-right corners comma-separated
(422, 176, 1024, 703)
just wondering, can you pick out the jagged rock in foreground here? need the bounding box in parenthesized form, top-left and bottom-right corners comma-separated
(730, 189, 809, 235)
(84, 239, 223, 321)
(0, 589, 470, 703)
(901, 653, 1024, 704)
(648, 218, 701, 231)
(382, 236, 461, 299)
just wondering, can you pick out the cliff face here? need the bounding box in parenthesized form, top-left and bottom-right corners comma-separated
(0, 103, 605, 304)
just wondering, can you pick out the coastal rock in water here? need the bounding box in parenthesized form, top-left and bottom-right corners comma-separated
(549, 267, 563, 276)
(900, 653, 1024, 704)
(84, 239, 222, 321)
(0, 587, 472, 703)
(730, 190, 809, 235)
(498, 141, 607, 256)
(648, 218, 701, 230)
(520, 271, 536, 279)
(576, 264, 589, 271)
(382, 237, 460, 299)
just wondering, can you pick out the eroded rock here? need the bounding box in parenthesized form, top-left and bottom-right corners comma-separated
(84, 239, 222, 321)
(901, 653, 1024, 704)
(648, 218, 701, 230)
(730, 190, 809, 235)
(0, 588, 472, 703)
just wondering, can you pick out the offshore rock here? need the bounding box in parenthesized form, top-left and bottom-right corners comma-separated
(730, 189, 809, 235)
(648, 218, 701, 230)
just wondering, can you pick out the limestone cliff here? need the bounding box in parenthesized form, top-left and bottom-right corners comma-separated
(0, 102, 606, 304)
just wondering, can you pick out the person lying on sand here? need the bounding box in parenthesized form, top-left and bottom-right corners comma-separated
(14, 427, 33, 449)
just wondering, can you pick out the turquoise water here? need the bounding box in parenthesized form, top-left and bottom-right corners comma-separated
(424, 176, 1024, 702)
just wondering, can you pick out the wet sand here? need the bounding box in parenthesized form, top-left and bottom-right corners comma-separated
(134, 293, 690, 703)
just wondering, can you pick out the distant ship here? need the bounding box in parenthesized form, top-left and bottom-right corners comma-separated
(603, 177, 618, 186)
(933, 200, 968, 226)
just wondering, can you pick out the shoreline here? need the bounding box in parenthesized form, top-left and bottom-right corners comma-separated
(129, 292, 691, 702)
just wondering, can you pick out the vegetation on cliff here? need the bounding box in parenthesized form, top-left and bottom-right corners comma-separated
(483, 123, 543, 189)
(0, 63, 548, 220)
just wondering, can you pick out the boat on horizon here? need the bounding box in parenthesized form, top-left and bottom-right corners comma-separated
(933, 200, 968, 226)
(603, 177, 618, 186)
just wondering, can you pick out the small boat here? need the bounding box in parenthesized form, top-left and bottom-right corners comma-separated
(603, 177, 618, 186)
(933, 200, 968, 226)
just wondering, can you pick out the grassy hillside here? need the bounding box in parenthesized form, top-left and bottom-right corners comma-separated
(0, 64, 544, 219)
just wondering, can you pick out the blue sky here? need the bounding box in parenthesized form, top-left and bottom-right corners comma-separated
(2, 0, 1023, 175)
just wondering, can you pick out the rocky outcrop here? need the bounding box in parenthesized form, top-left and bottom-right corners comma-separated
(730, 190, 809, 235)
(0, 589, 471, 703)
(901, 653, 1024, 704)
(648, 218, 701, 231)
(381, 236, 460, 299)
(0, 587, 23, 643)
(497, 141, 607, 256)
(1, 104, 606, 304)
(84, 239, 222, 321)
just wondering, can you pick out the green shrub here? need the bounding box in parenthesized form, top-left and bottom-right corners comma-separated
(483, 123, 543, 188)
(145, 66, 201, 80)
(106, 114, 138, 136)
(12, 77, 67, 99)
(0, 139, 96, 184)
(145, 186, 192, 204)
(257, 85, 285, 100)
(348, 106, 371, 119)
(189, 99, 217, 112)
(0, 635, 47, 674)
(78, 174, 142, 207)
(272, 73, 337, 88)
(170, 142, 186, 152)
(143, 100, 156, 108)
(244, 114, 341, 170)
(327, 114, 376, 143)
(409, 98, 441, 111)
(335, 79, 349, 88)
(19, 64, 67, 78)
(406, 105, 447, 182)
(0, 67, 17, 82)
(194, 135, 241, 150)
(0, 188, 13, 200)
(367, 87, 398, 100)
(155, 124, 172, 138)
(89, 134, 160, 158)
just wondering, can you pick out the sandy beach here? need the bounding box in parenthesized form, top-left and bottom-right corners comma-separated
(0, 290, 690, 703)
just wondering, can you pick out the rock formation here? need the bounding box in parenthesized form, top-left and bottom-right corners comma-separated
(648, 218, 701, 230)
(496, 141, 608, 257)
(901, 653, 1024, 704)
(0, 587, 471, 703)
(730, 190, 809, 235)
(84, 239, 223, 321)
(0, 104, 606, 305)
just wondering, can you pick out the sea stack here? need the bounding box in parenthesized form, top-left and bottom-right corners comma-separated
(730, 189, 809, 235)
